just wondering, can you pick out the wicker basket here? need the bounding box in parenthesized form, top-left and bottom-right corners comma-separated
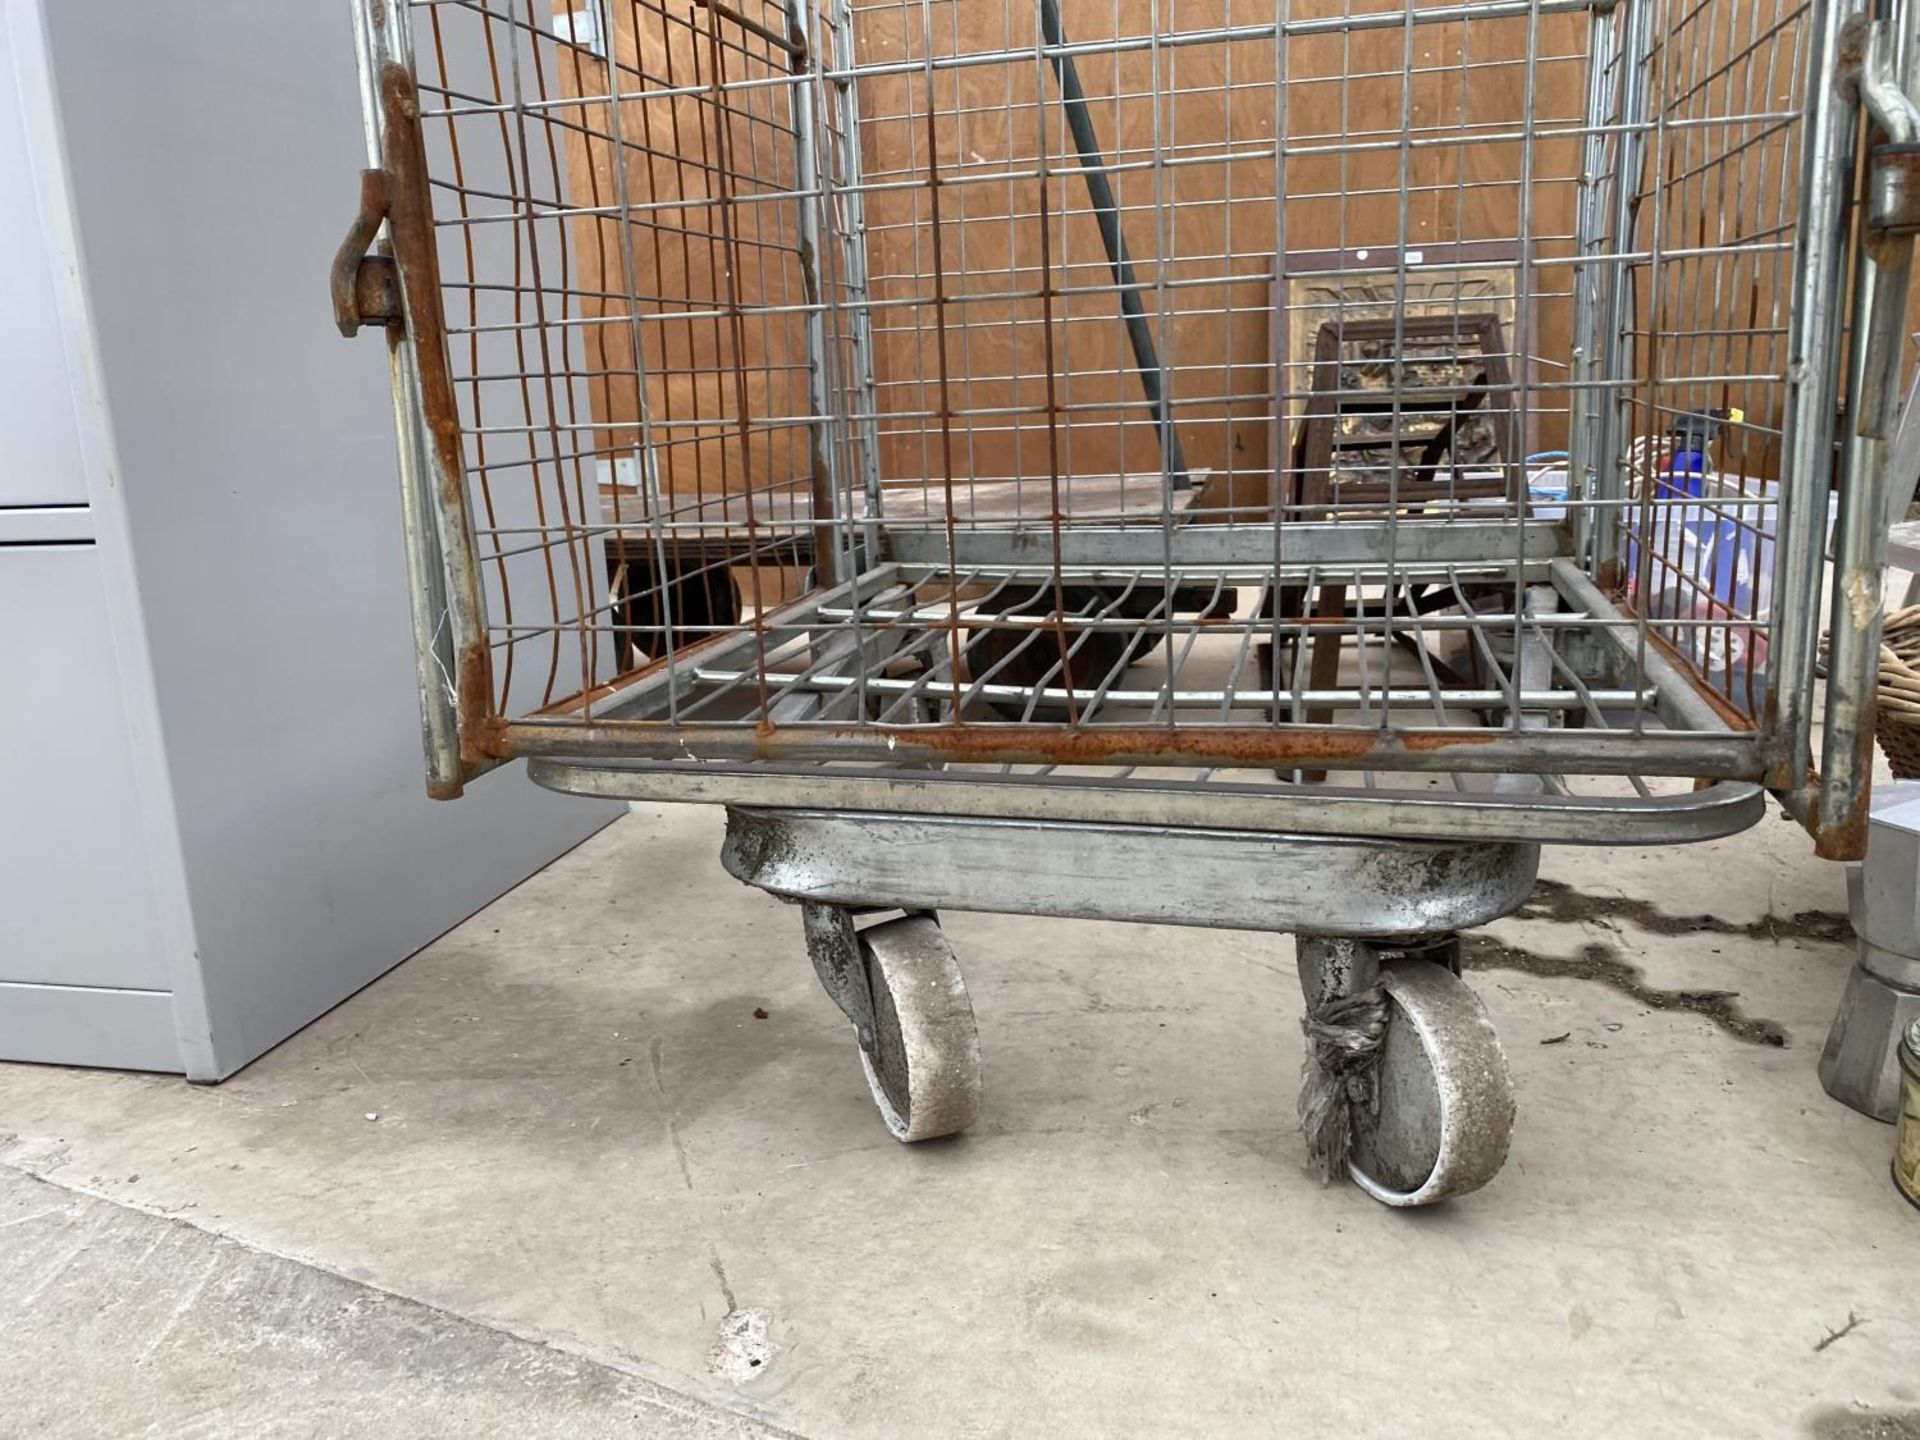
(1876, 606, 1920, 779)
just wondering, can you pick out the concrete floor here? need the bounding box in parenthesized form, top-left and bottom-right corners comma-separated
(3, 800, 1917, 1438)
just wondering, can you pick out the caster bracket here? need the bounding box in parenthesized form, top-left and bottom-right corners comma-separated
(802, 901, 877, 1049)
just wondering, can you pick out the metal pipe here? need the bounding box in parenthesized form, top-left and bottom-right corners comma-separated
(826, 0, 886, 543)
(782, 0, 851, 586)
(1818, 11, 1920, 853)
(1769, 0, 1866, 789)
(528, 756, 1768, 849)
(351, 0, 483, 797)
(1569, 1, 1619, 561)
(501, 715, 1764, 779)
(1589, 0, 1652, 583)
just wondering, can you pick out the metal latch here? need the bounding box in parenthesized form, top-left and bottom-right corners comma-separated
(331, 169, 401, 337)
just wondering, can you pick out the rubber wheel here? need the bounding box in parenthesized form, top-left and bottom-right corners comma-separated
(1347, 958, 1515, 1207)
(858, 915, 982, 1142)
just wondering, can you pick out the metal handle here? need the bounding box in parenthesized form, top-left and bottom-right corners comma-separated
(331, 168, 397, 338)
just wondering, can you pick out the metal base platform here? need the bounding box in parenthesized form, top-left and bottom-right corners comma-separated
(529, 755, 1763, 849)
(718, 807, 1538, 938)
(510, 544, 1773, 852)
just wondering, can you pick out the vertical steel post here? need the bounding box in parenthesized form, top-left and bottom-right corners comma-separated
(1569, 0, 1620, 561)
(825, 0, 885, 551)
(1770, 0, 1866, 793)
(350, 0, 482, 796)
(785, 0, 852, 587)
(1818, 8, 1920, 854)
(1589, 0, 1653, 584)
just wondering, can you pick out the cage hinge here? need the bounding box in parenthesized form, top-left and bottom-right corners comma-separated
(331, 168, 401, 338)
(1850, 19, 1920, 239)
(1869, 143, 1920, 239)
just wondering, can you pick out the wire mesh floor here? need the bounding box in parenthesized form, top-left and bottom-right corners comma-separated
(522, 550, 1767, 845)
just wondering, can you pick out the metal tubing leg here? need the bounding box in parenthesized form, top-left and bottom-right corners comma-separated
(1296, 936, 1383, 1011)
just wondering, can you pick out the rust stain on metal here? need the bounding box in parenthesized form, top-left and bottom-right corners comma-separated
(738, 723, 1382, 767)
(1869, 144, 1920, 239)
(508, 719, 1542, 770)
(1400, 730, 1502, 752)
(1836, 13, 1869, 95)
(1812, 796, 1871, 862)
(1638, 620, 1758, 732)
(1786, 766, 1873, 863)
(379, 63, 496, 766)
(331, 169, 394, 337)
(527, 620, 758, 720)
(351, 254, 400, 330)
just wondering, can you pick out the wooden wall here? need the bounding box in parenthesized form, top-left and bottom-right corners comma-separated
(554, 3, 812, 512)
(853, 0, 1586, 500)
(545, 0, 1810, 513)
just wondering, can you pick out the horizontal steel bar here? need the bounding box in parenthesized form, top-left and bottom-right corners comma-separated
(882, 521, 1567, 568)
(500, 717, 1761, 779)
(689, 667, 1650, 712)
(527, 758, 1769, 848)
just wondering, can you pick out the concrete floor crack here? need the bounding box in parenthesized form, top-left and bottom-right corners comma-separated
(0, 1156, 815, 1440)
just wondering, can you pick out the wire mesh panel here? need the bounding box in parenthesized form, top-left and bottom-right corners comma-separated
(347, 0, 1899, 843)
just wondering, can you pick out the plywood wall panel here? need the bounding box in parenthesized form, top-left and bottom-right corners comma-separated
(541, 1, 1810, 515)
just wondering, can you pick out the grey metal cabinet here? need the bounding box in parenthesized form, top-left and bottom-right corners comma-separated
(0, 0, 619, 1079)
(0, 540, 180, 1070)
(0, 16, 81, 510)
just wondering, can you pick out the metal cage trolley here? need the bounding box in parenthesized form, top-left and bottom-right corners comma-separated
(336, 0, 1919, 1205)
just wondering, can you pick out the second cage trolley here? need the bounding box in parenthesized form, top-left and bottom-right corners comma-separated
(337, 0, 1919, 1204)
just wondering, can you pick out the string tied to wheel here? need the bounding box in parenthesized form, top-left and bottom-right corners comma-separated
(1298, 988, 1390, 1183)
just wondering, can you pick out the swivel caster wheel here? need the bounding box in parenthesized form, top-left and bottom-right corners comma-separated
(1298, 938, 1515, 1207)
(856, 914, 982, 1142)
(1348, 958, 1515, 1207)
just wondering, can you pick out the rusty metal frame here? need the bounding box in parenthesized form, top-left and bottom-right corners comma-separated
(348, 0, 499, 792)
(527, 754, 1766, 848)
(503, 717, 1763, 776)
(339, 0, 1903, 856)
(1813, 11, 1920, 857)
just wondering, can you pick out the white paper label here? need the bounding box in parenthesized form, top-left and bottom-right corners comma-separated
(594, 454, 643, 489)
(553, 5, 607, 58)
